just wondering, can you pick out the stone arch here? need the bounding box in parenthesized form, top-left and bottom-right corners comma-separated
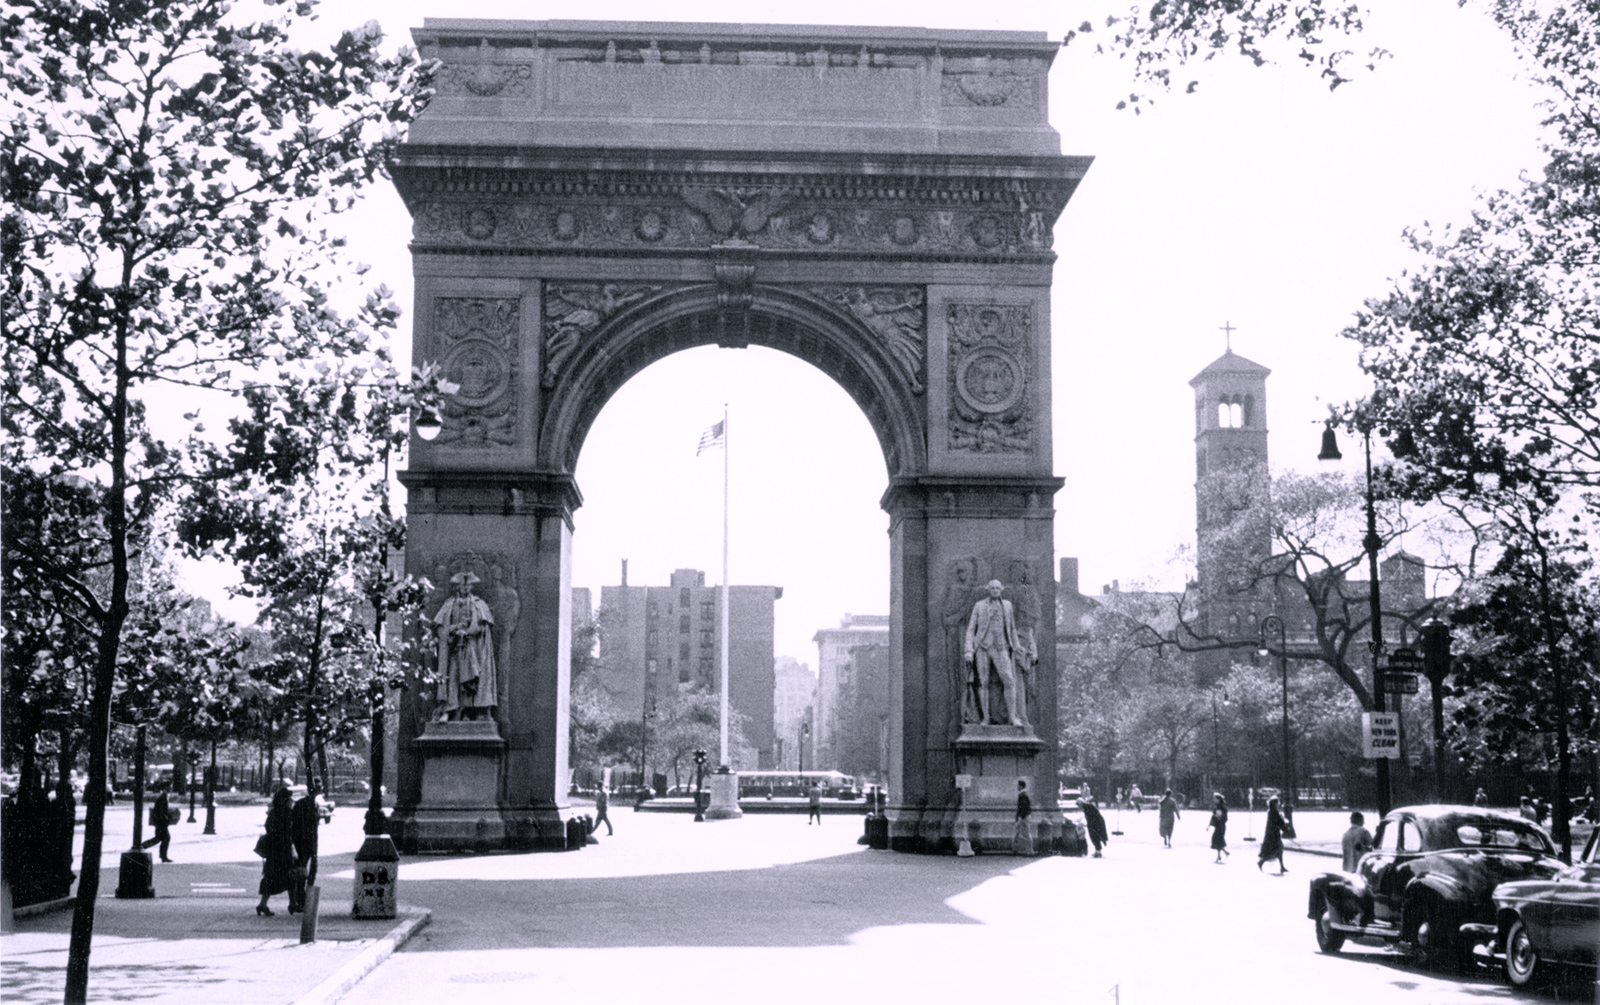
(542, 285, 926, 477)
(389, 18, 1088, 855)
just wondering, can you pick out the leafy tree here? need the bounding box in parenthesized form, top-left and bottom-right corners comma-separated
(179, 361, 443, 793)
(0, 1, 429, 996)
(1344, 0, 1600, 857)
(1065, 0, 1384, 110)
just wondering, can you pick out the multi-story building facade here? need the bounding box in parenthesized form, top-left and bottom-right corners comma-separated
(600, 568, 782, 768)
(811, 614, 889, 773)
(772, 656, 817, 770)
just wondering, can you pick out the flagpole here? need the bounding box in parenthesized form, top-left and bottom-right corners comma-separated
(719, 403, 730, 768)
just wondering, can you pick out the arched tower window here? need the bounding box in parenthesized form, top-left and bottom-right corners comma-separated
(1217, 395, 1244, 428)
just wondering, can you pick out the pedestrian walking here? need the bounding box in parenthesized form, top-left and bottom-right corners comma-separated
(1013, 780, 1034, 855)
(1077, 798, 1108, 857)
(1473, 787, 1489, 808)
(1157, 788, 1179, 848)
(593, 786, 613, 836)
(255, 786, 296, 916)
(289, 779, 322, 913)
(1340, 810, 1372, 872)
(807, 782, 822, 825)
(1207, 793, 1229, 864)
(144, 786, 173, 862)
(1129, 783, 1143, 812)
(1257, 796, 1288, 874)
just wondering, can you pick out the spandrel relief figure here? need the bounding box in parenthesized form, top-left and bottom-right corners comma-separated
(1008, 561, 1042, 727)
(963, 579, 1027, 727)
(940, 559, 982, 734)
(434, 572, 498, 721)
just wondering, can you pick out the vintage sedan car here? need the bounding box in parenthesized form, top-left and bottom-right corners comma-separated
(1492, 825, 1599, 986)
(1308, 805, 1564, 969)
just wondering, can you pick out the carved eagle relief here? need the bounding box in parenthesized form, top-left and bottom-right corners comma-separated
(680, 187, 792, 237)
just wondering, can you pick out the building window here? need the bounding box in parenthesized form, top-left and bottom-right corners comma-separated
(679, 614, 691, 633)
(700, 629, 713, 647)
(700, 601, 714, 620)
(647, 659, 658, 675)
(699, 656, 713, 681)
(680, 587, 691, 607)
(646, 631, 658, 653)
(680, 640, 690, 661)
(1217, 399, 1243, 429)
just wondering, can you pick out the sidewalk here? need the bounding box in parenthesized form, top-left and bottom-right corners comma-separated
(1, 876, 426, 1005)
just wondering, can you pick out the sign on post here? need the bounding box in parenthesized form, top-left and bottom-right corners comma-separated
(1363, 712, 1401, 759)
(1383, 672, 1420, 695)
(1385, 647, 1424, 671)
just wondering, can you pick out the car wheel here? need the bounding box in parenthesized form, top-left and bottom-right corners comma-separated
(1504, 918, 1541, 988)
(1316, 909, 1346, 955)
(1411, 898, 1465, 972)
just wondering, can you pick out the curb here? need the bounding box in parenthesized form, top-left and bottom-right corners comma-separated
(1285, 842, 1340, 858)
(12, 896, 75, 919)
(291, 907, 430, 1005)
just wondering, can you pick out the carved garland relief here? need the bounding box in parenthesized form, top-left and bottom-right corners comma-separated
(947, 303, 1032, 454)
(412, 187, 1054, 256)
(434, 298, 520, 449)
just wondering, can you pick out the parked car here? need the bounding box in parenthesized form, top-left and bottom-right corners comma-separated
(1491, 825, 1600, 986)
(1307, 805, 1564, 970)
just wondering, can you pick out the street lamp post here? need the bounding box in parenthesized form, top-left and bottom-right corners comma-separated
(693, 749, 707, 822)
(1320, 419, 1391, 816)
(799, 721, 809, 774)
(1259, 615, 1292, 810)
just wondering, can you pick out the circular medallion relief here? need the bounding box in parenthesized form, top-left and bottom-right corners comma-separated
(441, 337, 511, 408)
(955, 347, 1024, 414)
(890, 215, 917, 245)
(635, 210, 665, 242)
(553, 210, 580, 242)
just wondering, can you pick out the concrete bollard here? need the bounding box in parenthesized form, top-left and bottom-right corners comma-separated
(299, 884, 321, 943)
(352, 834, 398, 920)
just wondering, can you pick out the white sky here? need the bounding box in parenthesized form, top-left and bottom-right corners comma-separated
(187, 0, 1547, 668)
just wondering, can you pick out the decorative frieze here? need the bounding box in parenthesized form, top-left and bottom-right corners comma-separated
(946, 303, 1033, 454)
(410, 195, 1056, 257)
(541, 283, 664, 387)
(433, 298, 520, 449)
(810, 286, 926, 394)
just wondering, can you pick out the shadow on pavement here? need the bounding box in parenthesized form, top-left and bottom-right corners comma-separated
(400, 850, 1025, 951)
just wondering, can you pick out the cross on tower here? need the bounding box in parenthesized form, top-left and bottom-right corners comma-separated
(1220, 320, 1236, 352)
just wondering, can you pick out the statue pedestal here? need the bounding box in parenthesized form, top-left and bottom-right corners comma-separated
(391, 720, 521, 853)
(946, 725, 1057, 854)
(704, 770, 743, 820)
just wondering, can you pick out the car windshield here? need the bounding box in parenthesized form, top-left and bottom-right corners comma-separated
(1452, 822, 1552, 854)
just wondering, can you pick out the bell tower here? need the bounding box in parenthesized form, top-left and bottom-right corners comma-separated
(1189, 346, 1271, 645)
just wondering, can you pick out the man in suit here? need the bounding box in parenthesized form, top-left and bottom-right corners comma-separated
(289, 778, 322, 913)
(148, 786, 173, 862)
(964, 579, 1024, 726)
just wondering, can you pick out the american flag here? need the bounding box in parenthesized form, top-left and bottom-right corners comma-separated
(696, 420, 725, 455)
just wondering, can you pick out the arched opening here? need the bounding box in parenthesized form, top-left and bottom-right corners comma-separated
(569, 344, 890, 785)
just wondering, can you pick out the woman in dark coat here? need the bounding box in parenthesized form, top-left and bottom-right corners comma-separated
(1077, 798, 1109, 858)
(1207, 793, 1230, 864)
(256, 787, 295, 916)
(1258, 796, 1287, 874)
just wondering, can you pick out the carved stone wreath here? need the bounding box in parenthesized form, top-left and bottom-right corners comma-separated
(434, 298, 520, 450)
(947, 302, 1033, 454)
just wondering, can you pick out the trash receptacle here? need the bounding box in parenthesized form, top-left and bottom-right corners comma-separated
(565, 815, 586, 850)
(352, 834, 398, 919)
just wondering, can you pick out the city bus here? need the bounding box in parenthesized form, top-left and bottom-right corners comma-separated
(735, 770, 857, 800)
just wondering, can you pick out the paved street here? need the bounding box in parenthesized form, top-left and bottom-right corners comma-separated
(7, 803, 1592, 1005)
(336, 808, 1594, 1005)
